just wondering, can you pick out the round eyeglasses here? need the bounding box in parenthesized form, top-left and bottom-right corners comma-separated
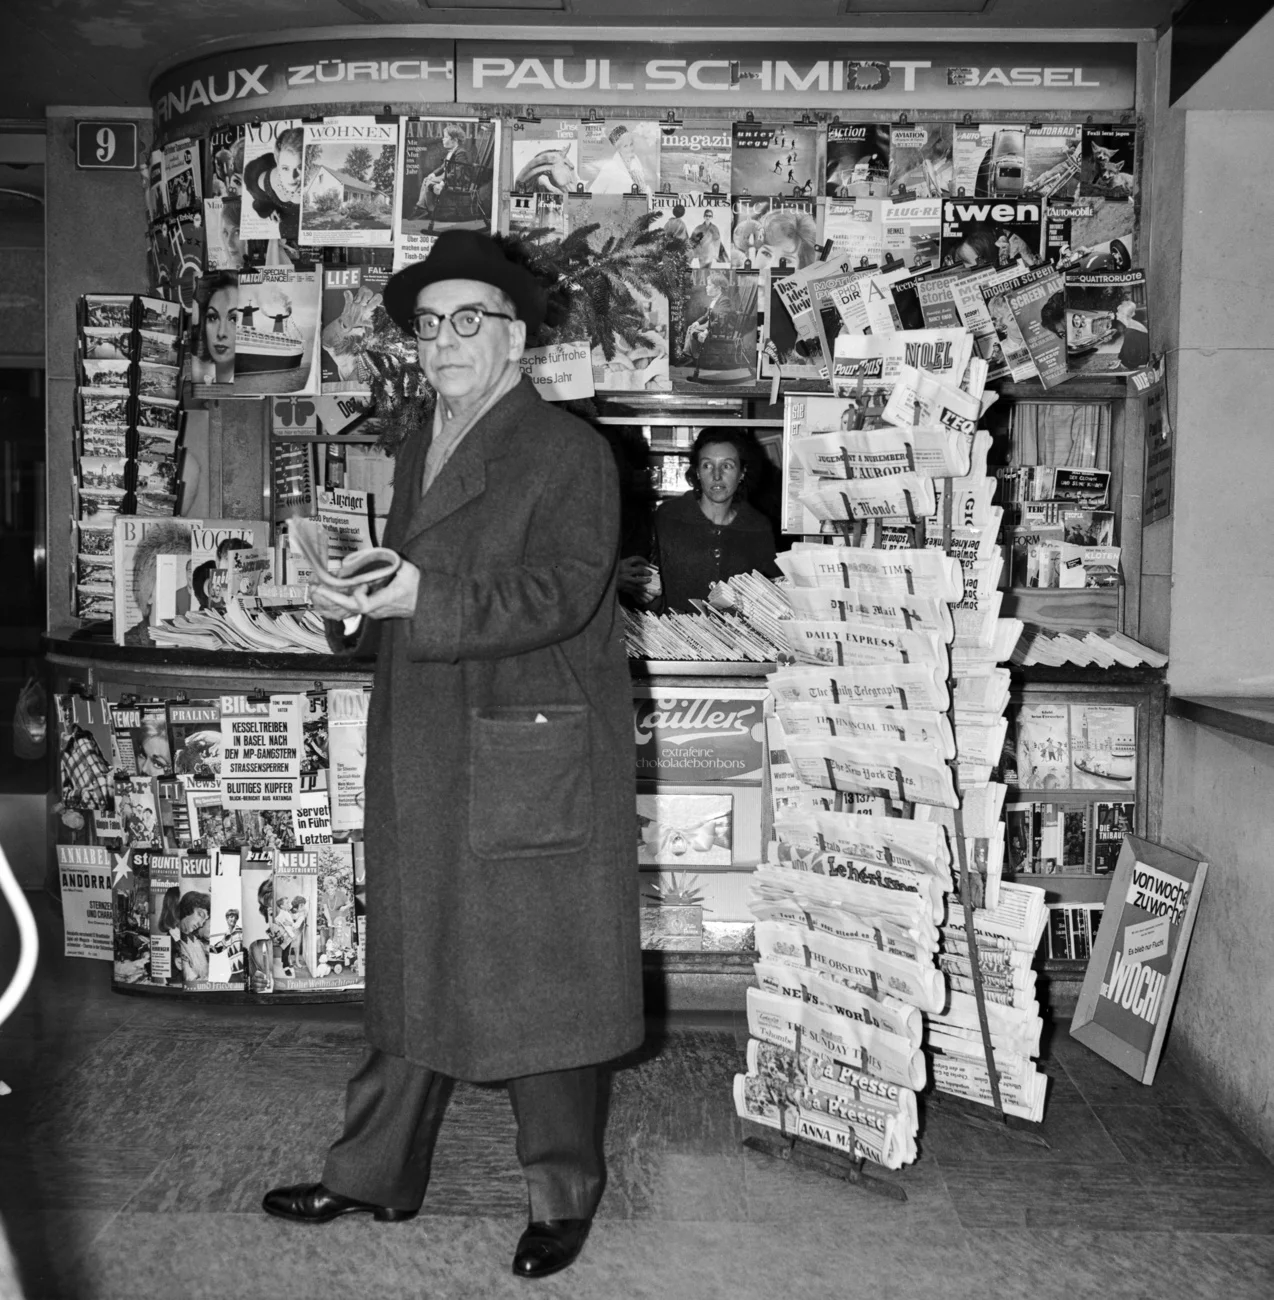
(410, 306, 515, 341)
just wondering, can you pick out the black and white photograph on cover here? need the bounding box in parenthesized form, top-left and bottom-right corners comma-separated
(240, 119, 304, 255)
(730, 198, 820, 272)
(672, 267, 758, 386)
(300, 117, 398, 247)
(1080, 124, 1137, 200)
(1048, 200, 1135, 273)
(940, 198, 1044, 270)
(579, 120, 660, 196)
(212, 267, 322, 396)
(1064, 270, 1149, 376)
(659, 125, 731, 195)
(889, 123, 953, 198)
(825, 123, 891, 198)
(652, 193, 732, 268)
(952, 123, 1027, 197)
(271, 867, 319, 985)
(731, 123, 819, 197)
(509, 117, 582, 194)
(206, 123, 244, 199)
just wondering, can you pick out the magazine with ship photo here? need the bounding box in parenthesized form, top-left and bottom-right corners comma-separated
(1064, 271, 1149, 376)
(889, 123, 952, 198)
(825, 123, 890, 198)
(510, 117, 582, 195)
(1080, 125, 1137, 201)
(395, 118, 499, 270)
(222, 267, 322, 396)
(659, 125, 731, 195)
(299, 117, 398, 247)
(732, 123, 819, 198)
(1070, 704, 1136, 789)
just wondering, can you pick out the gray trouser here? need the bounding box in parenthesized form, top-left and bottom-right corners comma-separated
(322, 1047, 604, 1220)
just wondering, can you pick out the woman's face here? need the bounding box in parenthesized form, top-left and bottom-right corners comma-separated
(697, 442, 744, 507)
(614, 133, 636, 164)
(953, 241, 980, 268)
(181, 906, 209, 936)
(221, 216, 241, 262)
(204, 288, 238, 380)
(275, 147, 302, 200)
(755, 231, 799, 271)
(138, 734, 171, 776)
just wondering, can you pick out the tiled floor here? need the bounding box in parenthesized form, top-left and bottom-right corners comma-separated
(2, 895, 1272, 1300)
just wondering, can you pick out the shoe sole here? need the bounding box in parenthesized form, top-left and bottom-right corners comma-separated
(263, 1203, 417, 1225)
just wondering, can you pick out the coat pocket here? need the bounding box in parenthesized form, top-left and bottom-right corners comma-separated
(469, 705, 593, 859)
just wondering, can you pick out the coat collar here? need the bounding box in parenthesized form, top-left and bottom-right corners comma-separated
(400, 376, 541, 546)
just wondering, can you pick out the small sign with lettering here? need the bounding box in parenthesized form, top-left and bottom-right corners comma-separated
(76, 122, 139, 171)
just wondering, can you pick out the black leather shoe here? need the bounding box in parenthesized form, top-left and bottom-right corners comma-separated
(511, 1218, 592, 1279)
(262, 1181, 416, 1224)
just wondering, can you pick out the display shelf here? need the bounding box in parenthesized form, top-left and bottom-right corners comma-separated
(1166, 695, 1274, 749)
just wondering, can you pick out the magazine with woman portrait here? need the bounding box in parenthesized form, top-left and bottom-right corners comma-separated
(240, 119, 305, 257)
(189, 268, 321, 395)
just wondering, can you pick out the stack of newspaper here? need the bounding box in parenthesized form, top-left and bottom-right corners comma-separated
(1011, 624, 1167, 669)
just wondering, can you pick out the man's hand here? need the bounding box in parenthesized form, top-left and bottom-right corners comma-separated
(310, 560, 421, 622)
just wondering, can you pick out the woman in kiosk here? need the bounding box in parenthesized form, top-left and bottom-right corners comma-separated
(627, 428, 779, 615)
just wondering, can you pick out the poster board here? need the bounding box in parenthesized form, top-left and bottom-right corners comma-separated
(1070, 834, 1207, 1084)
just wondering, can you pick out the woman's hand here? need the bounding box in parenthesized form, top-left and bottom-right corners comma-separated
(618, 557, 659, 603)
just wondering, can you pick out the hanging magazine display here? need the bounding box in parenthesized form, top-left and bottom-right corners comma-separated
(731, 197, 820, 272)
(579, 120, 660, 196)
(889, 123, 953, 198)
(394, 117, 499, 269)
(941, 197, 1044, 270)
(240, 119, 304, 255)
(510, 118, 582, 194)
(659, 125, 731, 195)
(672, 268, 758, 386)
(650, 193, 732, 268)
(825, 123, 890, 198)
(1064, 270, 1149, 376)
(1080, 124, 1137, 201)
(1050, 200, 1135, 273)
(731, 123, 819, 197)
(299, 117, 398, 247)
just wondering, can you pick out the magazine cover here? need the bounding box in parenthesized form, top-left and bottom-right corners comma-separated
(240, 119, 304, 253)
(190, 267, 321, 395)
(659, 125, 731, 195)
(941, 197, 1044, 270)
(299, 117, 398, 247)
(327, 687, 369, 834)
(313, 844, 360, 983)
(1023, 124, 1082, 198)
(579, 120, 660, 196)
(270, 850, 321, 987)
(240, 859, 275, 993)
(1014, 703, 1071, 790)
(888, 123, 953, 198)
(112, 516, 197, 645)
(395, 117, 499, 269)
(1004, 266, 1068, 388)
(759, 268, 825, 382)
(112, 847, 151, 984)
(953, 124, 1028, 198)
(1064, 270, 1149, 375)
(319, 264, 391, 393)
(1093, 801, 1134, 873)
(730, 196, 820, 271)
(56, 844, 113, 960)
(509, 117, 582, 194)
(672, 268, 758, 386)
(1048, 199, 1135, 273)
(207, 849, 245, 987)
(651, 193, 732, 268)
(206, 123, 244, 199)
(145, 149, 166, 222)
(204, 195, 244, 270)
(508, 191, 566, 236)
(167, 700, 222, 778)
(143, 850, 181, 984)
(982, 271, 1038, 383)
(732, 124, 819, 197)
(825, 123, 890, 198)
(822, 197, 884, 266)
(162, 137, 202, 214)
(1071, 704, 1136, 789)
(187, 518, 270, 614)
(301, 688, 330, 778)
(1080, 125, 1137, 201)
(883, 197, 941, 271)
(172, 852, 213, 986)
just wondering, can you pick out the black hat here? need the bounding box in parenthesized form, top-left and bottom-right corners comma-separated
(383, 231, 546, 334)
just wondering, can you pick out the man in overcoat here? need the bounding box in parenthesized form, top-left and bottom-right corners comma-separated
(263, 231, 644, 1279)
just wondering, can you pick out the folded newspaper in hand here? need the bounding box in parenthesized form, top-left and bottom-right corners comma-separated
(290, 518, 401, 592)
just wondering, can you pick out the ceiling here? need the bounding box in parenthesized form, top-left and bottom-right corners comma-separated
(3, 0, 1185, 123)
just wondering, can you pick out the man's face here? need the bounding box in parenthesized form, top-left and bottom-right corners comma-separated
(415, 279, 526, 406)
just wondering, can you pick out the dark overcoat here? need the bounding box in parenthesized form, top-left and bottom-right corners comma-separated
(349, 377, 644, 1080)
